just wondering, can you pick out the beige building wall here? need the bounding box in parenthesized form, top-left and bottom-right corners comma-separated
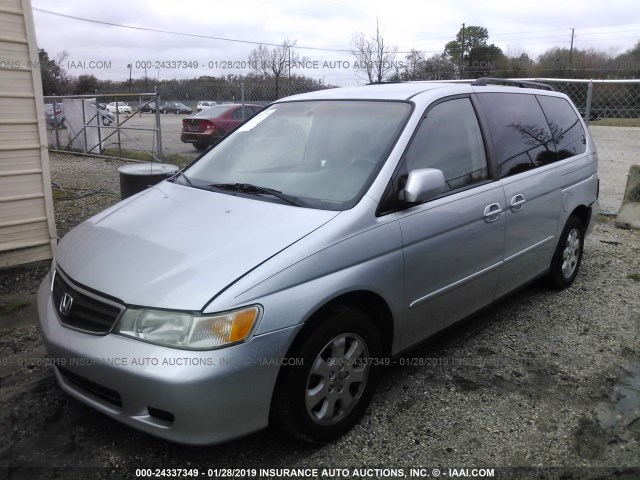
(0, 0, 56, 268)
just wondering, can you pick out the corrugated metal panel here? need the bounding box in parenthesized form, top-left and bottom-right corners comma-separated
(0, 97, 38, 122)
(0, 221, 50, 249)
(0, 123, 40, 148)
(0, 0, 56, 268)
(0, 10, 27, 42)
(0, 0, 24, 14)
(1, 244, 51, 267)
(0, 148, 41, 173)
(0, 38, 29, 65)
(0, 69, 35, 97)
(0, 196, 46, 224)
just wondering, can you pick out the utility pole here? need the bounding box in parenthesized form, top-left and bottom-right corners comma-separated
(569, 28, 575, 71)
(460, 23, 465, 79)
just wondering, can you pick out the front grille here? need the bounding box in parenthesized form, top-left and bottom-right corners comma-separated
(59, 367, 123, 407)
(51, 270, 123, 334)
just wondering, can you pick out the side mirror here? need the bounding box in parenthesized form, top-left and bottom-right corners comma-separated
(401, 168, 446, 204)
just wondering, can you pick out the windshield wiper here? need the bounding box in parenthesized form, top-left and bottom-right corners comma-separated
(209, 182, 308, 207)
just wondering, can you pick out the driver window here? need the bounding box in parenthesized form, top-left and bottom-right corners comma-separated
(404, 98, 489, 191)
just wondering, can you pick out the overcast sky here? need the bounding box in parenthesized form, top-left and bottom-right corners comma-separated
(32, 0, 640, 85)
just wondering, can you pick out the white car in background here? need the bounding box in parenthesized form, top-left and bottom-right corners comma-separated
(197, 100, 217, 112)
(106, 102, 132, 114)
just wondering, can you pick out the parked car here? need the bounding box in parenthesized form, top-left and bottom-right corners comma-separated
(138, 99, 158, 113)
(44, 104, 65, 128)
(106, 102, 132, 114)
(37, 80, 599, 445)
(197, 100, 217, 111)
(87, 99, 116, 126)
(99, 109, 116, 126)
(160, 102, 193, 114)
(181, 103, 263, 150)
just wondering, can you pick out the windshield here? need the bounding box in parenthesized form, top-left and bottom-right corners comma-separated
(182, 100, 411, 210)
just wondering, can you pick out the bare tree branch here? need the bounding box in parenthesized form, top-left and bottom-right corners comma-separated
(351, 20, 397, 83)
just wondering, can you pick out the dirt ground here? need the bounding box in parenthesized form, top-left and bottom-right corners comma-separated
(0, 154, 639, 479)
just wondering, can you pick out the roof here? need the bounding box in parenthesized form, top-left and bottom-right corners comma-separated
(280, 82, 472, 102)
(278, 80, 562, 102)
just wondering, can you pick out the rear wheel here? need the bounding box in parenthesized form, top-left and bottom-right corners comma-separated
(549, 215, 584, 289)
(194, 142, 207, 151)
(272, 306, 382, 443)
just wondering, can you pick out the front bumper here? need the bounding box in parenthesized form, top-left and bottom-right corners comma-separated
(37, 272, 300, 445)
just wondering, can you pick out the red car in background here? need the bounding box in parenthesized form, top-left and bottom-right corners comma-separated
(180, 103, 264, 150)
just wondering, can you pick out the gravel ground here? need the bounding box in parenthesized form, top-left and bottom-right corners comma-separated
(0, 154, 639, 479)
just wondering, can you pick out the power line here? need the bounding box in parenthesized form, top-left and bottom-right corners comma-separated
(32, 7, 353, 53)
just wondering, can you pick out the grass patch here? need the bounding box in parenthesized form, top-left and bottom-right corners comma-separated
(101, 148, 192, 167)
(628, 272, 640, 282)
(0, 302, 29, 315)
(593, 118, 640, 127)
(163, 153, 193, 168)
(102, 148, 155, 161)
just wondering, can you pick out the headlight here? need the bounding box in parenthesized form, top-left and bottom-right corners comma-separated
(115, 306, 261, 350)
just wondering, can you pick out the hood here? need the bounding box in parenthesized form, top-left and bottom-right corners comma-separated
(56, 181, 339, 310)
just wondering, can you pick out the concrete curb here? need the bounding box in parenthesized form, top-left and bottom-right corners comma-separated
(616, 165, 640, 230)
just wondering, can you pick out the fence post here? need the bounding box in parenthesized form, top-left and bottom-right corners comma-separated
(53, 98, 60, 149)
(154, 86, 164, 161)
(81, 99, 87, 152)
(585, 80, 593, 127)
(241, 82, 245, 120)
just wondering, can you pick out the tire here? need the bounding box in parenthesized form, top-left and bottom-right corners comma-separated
(271, 306, 382, 443)
(549, 215, 585, 289)
(194, 142, 207, 151)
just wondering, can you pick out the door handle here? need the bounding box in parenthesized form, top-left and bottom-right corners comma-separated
(483, 203, 503, 222)
(510, 194, 527, 212)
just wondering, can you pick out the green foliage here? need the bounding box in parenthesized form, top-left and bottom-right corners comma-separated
(74, 74, 99, 95)
(39, 49, 69, 96)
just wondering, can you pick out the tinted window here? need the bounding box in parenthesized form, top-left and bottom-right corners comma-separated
(404, 98, 489, 191)
(537, 95, 586, 160)
(476, 93, 557, 178)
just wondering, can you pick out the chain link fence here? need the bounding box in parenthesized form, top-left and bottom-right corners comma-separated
(536, 79, 640, 214)
(45, 92, 163, 161)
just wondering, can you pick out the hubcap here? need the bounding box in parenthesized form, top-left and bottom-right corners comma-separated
(561, 228, 581, 279)
(305, 333, 369, 425)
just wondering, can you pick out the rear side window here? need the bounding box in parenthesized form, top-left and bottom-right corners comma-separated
(476, 93, 557, 178)
(404, 98, 489, 191)
(537, 95, 586, 160)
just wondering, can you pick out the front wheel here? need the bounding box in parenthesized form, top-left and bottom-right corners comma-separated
(549, 215, 585, 289)
(272, 306, 382, 443)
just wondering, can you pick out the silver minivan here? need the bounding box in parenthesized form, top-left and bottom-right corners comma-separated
(37, 80, 599, 445)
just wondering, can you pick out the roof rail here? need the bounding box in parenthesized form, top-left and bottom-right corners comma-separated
(365, 80, 404, 85)
(471, 77, 555, 91)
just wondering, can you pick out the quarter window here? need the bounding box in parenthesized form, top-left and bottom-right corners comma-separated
(404, 98, 489, 192)
(537, 95, 586, 160)
(476, 93, 557, 178)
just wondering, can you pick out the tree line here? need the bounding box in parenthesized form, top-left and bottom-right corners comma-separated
(39, 24, 640, 99)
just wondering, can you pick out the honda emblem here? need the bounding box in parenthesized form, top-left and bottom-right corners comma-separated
(59, 293, 74, 316)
